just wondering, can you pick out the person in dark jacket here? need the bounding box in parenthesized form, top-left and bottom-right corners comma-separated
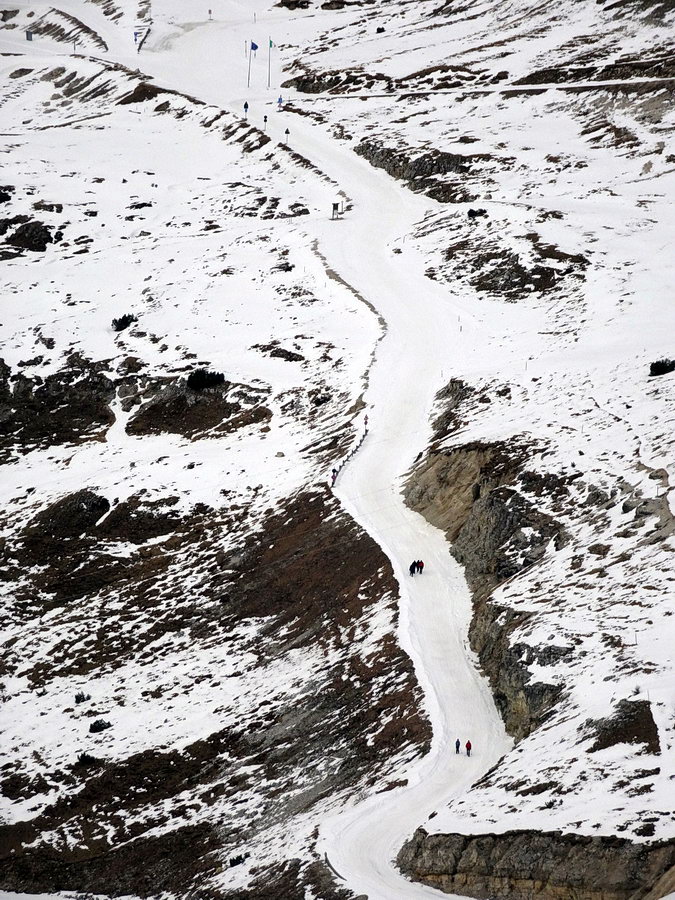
(409, 561, 416, 576)
(466, 740, 472, 757)
(455, 738, 460, 754)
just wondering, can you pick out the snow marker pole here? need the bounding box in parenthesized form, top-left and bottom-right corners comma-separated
(267, 38, 271, 89)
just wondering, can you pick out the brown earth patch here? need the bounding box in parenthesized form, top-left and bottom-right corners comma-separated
(586, 699, 661, 754)
(0, 356, 115, 458)
(125, 379, 271, 438)
(1, 490, 429, 898)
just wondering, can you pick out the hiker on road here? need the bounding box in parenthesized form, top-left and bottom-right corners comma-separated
(466, 740, 472, 757)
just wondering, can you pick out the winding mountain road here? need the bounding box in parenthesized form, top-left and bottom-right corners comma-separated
(138, 4, 513, 897)
(20, 0, 513, 894)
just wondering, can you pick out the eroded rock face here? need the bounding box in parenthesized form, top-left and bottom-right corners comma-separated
(0, 357, 115, 457)
(404, 433, 567, 739)
(397, 829, 675, 900)
(468, 600, 563, 739)
(404, 439, 564, 598)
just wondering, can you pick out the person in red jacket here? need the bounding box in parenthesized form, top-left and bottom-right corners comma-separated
(417, 560, 424, 573)
(466, 740, 472, 757)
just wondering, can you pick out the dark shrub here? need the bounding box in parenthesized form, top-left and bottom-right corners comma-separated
(112, 313, 138, 332)
(74, 752, 101, 768)
(89, 718, 112, 733)
(186, 369, 226, 391)
(75, 691, 91, 704)
(649, 358, 675, 377)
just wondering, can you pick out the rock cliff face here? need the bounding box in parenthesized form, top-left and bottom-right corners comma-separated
(354, 141, 485, 203)
(396, 829, 675, 900)
(401, 370, 675, 898)
(404, 404, 567, 739)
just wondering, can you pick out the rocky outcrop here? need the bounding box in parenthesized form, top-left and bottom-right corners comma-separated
(404, 439, 564, 597)
(0, 357, 115, 457)
(404, 434, 567, 738)
(354, 140, 484, 203)
(27, 490, 110, 538)
(125, 378, 271, 438)
(283, 66, 392, 95)
(586, 700, 661, 755)
(468, 600, 564, 739)
(397, 829, 675, 900)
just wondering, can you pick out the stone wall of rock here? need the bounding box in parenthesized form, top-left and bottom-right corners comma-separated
(354, 141, 484, 203)
(404, 435, 566, 739)
(400, 379, 673, 897)
(396, 829, 675, 900)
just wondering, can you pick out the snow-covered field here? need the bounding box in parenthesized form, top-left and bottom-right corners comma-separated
(1, 0, 674, 897)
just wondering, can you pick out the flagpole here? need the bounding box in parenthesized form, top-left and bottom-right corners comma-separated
(247, 42, 252, 88)
(267, 38, 271, 89)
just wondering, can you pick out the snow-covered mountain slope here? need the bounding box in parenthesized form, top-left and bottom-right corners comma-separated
(0, 27, 431, 900)
(1, 0, 674, 898)
(265, 0, 675, 890)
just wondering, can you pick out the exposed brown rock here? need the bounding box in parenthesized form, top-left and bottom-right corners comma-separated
(586, 700, 661, 755)
(125, 378, 271, 438)
(397, 829, 675, 900)
(0, 357, 115, 458)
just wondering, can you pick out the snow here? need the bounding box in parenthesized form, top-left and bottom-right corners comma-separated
(1, 0, 674, 896)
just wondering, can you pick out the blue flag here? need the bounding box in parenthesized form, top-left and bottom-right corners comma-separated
(251, 41, 258, 51)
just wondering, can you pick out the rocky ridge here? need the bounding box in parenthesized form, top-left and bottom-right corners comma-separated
(397, 830, 675, 900)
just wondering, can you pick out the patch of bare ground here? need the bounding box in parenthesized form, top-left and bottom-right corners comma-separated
(0, 490, 429, 898)
(124, 377, 272, 439)
(442, 231, 588, 301)
(0, 356, 115, 461)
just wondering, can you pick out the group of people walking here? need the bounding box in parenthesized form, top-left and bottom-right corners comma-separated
(456, 739, 472, 757)
(408, 559, 424, 576)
